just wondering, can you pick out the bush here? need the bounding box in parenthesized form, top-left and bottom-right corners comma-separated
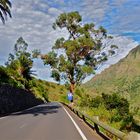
(92, 96, 103, 108)
(79, 92, 103, 108)
(111, 113, 122, 122)
(0, 66, 10, 85)
(120, 115, 133, 131)
(102, 93, 129, 115)
(79, 92, 134, 131)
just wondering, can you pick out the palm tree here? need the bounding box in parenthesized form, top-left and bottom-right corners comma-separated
(0, 0, 12, 24)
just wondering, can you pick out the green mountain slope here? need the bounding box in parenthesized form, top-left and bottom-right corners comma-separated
(84, 45, 140, 115)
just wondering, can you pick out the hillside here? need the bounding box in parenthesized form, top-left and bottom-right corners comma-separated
(83, 45, 140, 116)
(83, 36, 138, 83)
(33, 79, 67, 102)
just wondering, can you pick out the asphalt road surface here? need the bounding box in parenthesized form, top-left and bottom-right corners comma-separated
(0, 102, 103, 140)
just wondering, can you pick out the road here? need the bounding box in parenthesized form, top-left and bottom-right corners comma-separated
(0, 102, 102, 140)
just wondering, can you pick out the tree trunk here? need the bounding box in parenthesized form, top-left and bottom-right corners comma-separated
(70, 82, 75, 94)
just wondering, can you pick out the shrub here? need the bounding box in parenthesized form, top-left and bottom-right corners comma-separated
(120, 114, 133, 131)
(92, 96, 103, 108)
(79, 92, 133, 131)
(102, 93, 129, 116)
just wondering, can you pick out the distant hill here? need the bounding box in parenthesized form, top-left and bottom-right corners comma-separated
(83, 36, 138, 82)
(83, 45, 140, 116)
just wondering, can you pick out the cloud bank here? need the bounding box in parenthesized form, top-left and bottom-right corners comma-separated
(0, 0, 139, 82)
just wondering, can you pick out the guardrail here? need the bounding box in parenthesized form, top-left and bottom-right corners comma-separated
(62, 103, 140, 140)
(134, 116, 140, 126)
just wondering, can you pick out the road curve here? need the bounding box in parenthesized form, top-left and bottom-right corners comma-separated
(0, 102, 102, 140)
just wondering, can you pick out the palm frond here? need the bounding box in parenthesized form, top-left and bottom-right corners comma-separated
(0, 0, 12, 24)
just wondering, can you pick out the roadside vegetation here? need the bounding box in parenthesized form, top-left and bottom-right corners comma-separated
(82, 46, 140, 128)
(53, 86, 140, 138)
(0, 36, 68, 114)
(0, 37, 48, 114)
(0, 8, 139, 136)
(76, 90, 135, 131)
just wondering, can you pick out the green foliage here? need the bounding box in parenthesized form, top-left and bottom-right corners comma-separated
(132, 122, 140, 133)
(0, 66, 24, 88)
(120, 114, 133, 131)
(110, 45, 118, 49)
(78, 92, 133, 131)
(42, 11, 111, 87)
(32, 49, 41, 58)
(51, 70, 60, 82)
(80, 94, 91, 107)
(83, 45, 140, 118)
(111, 113, 122, 122)
(0, 36, 68, 106)
(80, 46, 140, 133)
(5, 37, 36, 90)
(102, 93, 129, 115)
(0, 66, 10, 84)
(37, 83, 48, 101)
(75, 87, 103, 108)
(101, 93, 132, 130)
(92, 96, 103, 108)
(42, 51, 58, 67)
(0, 0, 12, 24)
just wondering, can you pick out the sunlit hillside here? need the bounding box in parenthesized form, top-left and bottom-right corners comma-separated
(83, 45, 140, 116)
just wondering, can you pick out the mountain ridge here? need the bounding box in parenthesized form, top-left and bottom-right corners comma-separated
(83, 36, 139, 82)
(83, 45, 140, 116)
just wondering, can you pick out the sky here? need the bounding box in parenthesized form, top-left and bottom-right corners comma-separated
(0, 0, 140, 82)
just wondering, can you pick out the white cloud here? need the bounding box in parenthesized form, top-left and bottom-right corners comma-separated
(80, 0, 109, 23)
(0, 0, 139, 82)
(0, 0, 66, 81)
(83, 36, 138, 83)
(48, 7, 62, 16)
(0, 0, 65, 57)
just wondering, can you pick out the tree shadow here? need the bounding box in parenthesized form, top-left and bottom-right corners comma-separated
(10, 103, 61, 117)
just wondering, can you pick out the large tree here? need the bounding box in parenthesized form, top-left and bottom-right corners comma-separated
(6, 37, 36, 89)
(42, 11, 114, 94)
(0, 0, 12, 23)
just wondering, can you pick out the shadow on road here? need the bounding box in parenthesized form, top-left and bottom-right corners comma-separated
(10, 103, 61, 117)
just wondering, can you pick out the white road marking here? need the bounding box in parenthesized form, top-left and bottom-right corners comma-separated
(0, 116, 7, 120)
(12, 104, 43, 115)
(63, 106, 88, 140)
(20, 123, 27, 129)
(0, 104, 45, 120)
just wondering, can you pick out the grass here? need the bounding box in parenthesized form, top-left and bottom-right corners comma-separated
(83, 45, 140, 117)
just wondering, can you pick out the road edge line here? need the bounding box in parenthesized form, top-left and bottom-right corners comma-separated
(63, 106, 88, 140)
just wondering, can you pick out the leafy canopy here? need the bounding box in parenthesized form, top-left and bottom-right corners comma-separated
(42, 11, 110, 86)
(5, 37, 37, 89)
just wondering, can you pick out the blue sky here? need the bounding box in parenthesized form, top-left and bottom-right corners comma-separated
(0, 0, 140, 81)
